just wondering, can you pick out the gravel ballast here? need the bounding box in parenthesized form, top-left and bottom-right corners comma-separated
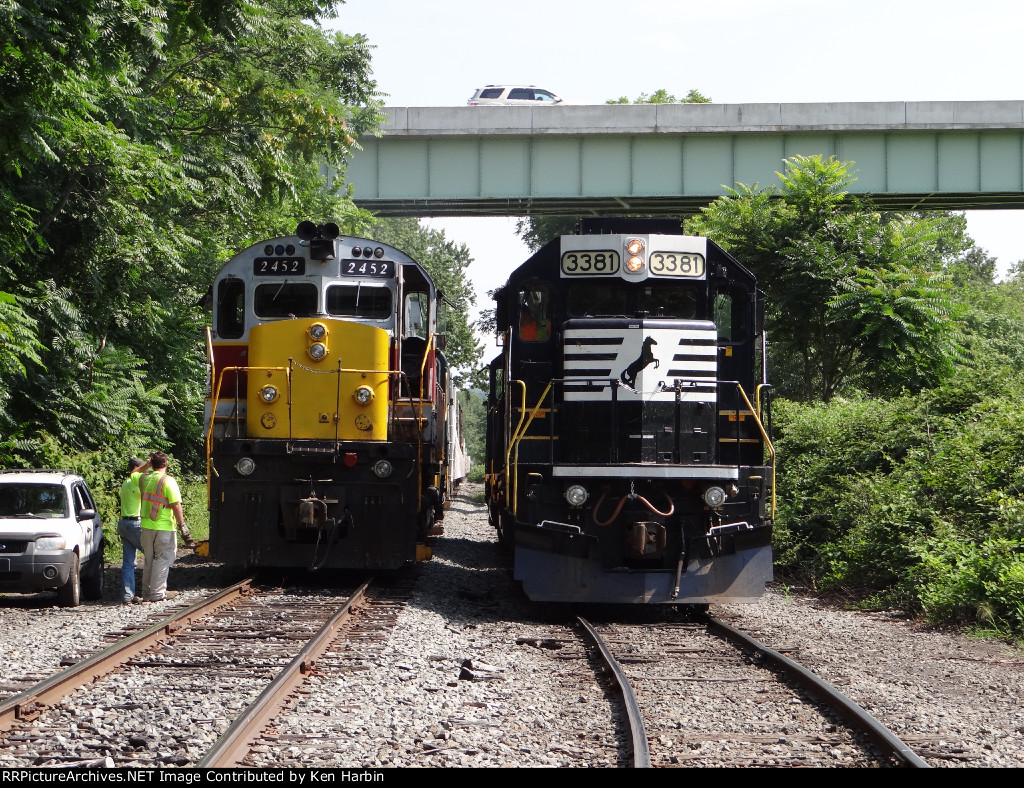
(2, 484, 1022, 767)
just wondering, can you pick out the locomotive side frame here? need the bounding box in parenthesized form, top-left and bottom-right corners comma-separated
(486, 218, 775, 604)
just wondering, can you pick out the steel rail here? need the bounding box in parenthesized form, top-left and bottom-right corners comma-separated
(0, 578, 255, 732)
(703, 613, 931, 768)
(576, 616, 651, 768)
(198, 578, 372, 768)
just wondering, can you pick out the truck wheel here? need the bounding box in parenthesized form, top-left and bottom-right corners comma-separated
(57, 553, 81, 607)
(82, 553, 103, 601)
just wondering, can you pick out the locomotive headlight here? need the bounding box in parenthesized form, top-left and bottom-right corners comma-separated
(372, 459, 393, 478)
(353, 385, 374, 405)
(564, 485, 589, 507)
(235, 457, 256, 476)
(308, 342, 327, 360)
(309, 323, 327, 340)
(702, 485, 727, 508)
(625, 238, 646, 272)
(259, 385, 278, 403)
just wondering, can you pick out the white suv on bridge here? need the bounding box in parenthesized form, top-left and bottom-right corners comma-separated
(0, 469, 105, 606)
(467, 85, 564, 106)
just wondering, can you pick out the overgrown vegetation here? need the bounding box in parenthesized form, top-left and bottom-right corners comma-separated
(0, 1, 480, 565)
(690, 157, 1024, 640)
(511, 156, 1024, 640)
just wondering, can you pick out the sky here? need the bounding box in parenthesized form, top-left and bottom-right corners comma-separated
(330, 0, 1024, 325)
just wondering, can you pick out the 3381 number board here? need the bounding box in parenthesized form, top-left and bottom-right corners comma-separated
(560, 251, 620, 276)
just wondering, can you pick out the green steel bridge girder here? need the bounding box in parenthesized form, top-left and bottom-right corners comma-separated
(340, 101, 1024, 216)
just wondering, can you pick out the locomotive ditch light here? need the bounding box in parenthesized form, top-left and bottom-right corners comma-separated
(564, 484, 589, 507)
(259, 385, 279, 403)
(353, 385, 374, 405)
(703, 485, 727, 508)
(235, 457, 256, 476)
(309, 323, 327, 340)
(308, 342, 328, 361)
(372, 459, 393, 479)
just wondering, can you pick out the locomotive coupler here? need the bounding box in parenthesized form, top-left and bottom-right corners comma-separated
(626, 521, 667, 559)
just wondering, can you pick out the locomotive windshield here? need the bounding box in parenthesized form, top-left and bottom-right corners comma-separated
(254, 282, 318, 318)
(566, 281, 697, 318)
(326, 283, 392, 319)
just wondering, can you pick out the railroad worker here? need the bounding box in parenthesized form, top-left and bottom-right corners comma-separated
(137, 451, 191, 603)
(117, 455, 150, 604)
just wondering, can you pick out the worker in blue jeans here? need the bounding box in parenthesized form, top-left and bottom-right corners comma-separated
(116, 456, 150, 604)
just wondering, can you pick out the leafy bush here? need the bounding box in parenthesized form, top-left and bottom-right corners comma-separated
(774, 369, 1024, 638)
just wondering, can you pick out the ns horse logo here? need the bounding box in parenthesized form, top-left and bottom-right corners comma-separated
(620, 336, 659, 389)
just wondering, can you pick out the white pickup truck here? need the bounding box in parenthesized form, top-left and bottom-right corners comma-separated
(0, 469, 105, 606)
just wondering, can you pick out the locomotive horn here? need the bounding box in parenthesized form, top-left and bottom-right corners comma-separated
(296, 221, 318, 241)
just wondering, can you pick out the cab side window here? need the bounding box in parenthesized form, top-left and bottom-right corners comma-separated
(216, 279, 246, 339)
(714, 288, 748, 343)
(518, 284, 551, 342)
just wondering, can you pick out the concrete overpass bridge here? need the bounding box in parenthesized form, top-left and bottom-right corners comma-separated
(341, 101, 1024, 217)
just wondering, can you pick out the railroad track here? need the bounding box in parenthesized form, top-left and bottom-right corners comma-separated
(0, 577, 410, 767)
(574, 611, 930, 768)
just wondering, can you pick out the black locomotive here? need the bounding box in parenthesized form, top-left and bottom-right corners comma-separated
(485, 218, 773, 604)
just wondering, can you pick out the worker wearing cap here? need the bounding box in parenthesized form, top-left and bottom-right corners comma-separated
(117, 455, 151, 604)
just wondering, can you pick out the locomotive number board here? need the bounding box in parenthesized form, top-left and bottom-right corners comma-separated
(341, 259, 394, 277)
(560, 250, 706, 278)
(560, 250, 621, 276)
(649, 252, 705, 278)
(254, 257, 306, 276)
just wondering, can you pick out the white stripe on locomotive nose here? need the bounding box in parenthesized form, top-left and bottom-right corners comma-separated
(563, 324, 718, 402)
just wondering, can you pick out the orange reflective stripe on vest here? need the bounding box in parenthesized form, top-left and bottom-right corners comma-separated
(141, 473, 170, 520)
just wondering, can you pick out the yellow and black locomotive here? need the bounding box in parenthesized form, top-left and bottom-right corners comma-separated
(204, 222, 467, 570)
(486, 218, 774, 604)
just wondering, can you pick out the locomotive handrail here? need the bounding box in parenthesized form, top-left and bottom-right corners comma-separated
(507, 380, 553, 515)
(206, 362, 404, 448)
(733, 381, 776, 520)
(414, 333, 437, 511)
(504, 380, 528, 509)
(205, 365, 291, 493)
(504, 376, 775, 519)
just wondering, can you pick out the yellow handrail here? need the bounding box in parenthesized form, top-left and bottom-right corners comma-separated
(415, 333, 437, 515)
(504, 380, 528, 508)
(506, 381, 553, 516)
(735, 382, 776, 520)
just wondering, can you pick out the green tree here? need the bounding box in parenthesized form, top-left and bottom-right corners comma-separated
(366, 218, 483, 379)
(457, 389, 485, 481)
(688, 155, 965, 401)
(515, 89, 713, 254)
(606, 88, 711, 104)
(0, 0, 382, 469)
